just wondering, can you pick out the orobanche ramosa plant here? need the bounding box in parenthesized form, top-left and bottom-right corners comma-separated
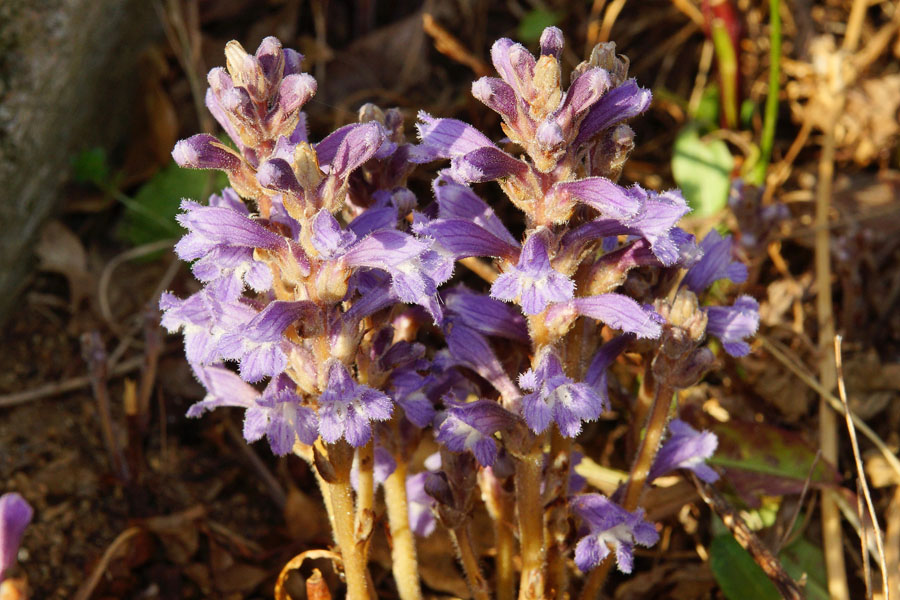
(162, 28, 758, 600)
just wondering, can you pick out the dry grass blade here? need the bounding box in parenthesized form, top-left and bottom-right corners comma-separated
(72, 527, 143, 600)
(760, 336, 900, 482)
(422, 14, 491, 78)
(814, 41, 848, 597)
(835, 336, 890, 599)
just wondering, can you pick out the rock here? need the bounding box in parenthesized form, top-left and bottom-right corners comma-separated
(0, 0, 156, 320)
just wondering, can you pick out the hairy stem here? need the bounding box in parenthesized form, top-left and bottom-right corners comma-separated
(356, 441, 375, 530)
(495, 504, 516, 600)
(580, 382, 674, 600)
(516, 449, 546, 600)
(451, 524, 491, 600)
(545, 431, 573, 599)
(329, 478, 372, 600)
(383, 460, 423, 600)
(622, 382, 674, 511)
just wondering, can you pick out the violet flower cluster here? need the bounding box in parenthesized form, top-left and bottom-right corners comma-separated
(161, 31, 757, 600)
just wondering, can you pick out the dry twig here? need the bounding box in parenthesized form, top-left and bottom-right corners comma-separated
(835, 336, 890, 599)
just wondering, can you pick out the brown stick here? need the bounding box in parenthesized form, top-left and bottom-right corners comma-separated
(692, 475, 804, 600)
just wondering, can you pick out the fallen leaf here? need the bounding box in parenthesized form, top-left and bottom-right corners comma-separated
(35, 220, 93, 310)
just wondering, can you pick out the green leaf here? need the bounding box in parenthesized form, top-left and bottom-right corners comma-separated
(71, 147, 110, 186)
(672, 124, 733, 218)
(709, 535, 781, 600)
(780, 537, 829, 600)
(517, 9, 563, 42)
(740, 98, 757, 129)
(116, 163, 227, 247)
(693, 85, 720, 124)
(708, 419, 840, 503)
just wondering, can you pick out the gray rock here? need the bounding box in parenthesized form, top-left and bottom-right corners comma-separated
(0, 0, 157, 320)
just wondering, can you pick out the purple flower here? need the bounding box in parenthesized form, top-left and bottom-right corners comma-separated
(540, 26, 564, 58)
(172, 134, 243, 173)
(574, 80, 652, 148)
(0, 493, 32, 580)
(423, 218, 520, 261)
(683, 230, 748, 292)
(571, 494, 659, 574)
(411, 113, 527, 183)
(318, 360, 393, 447)
(490, 38, 537, 108)
(449, 146, 529, 183)
(436, 400, 516, 466)
(570, 294, 662, 339)
(310, 209, 357, 259)
(187, 365, 317, 456)
(444, 286, 529, 343)
(159, 289, 256, 366)
(245, 375, 319, 455)
(443, 319, 519, 401)
(319, 121, 388, 180)
(433, 176, 519, 248)
(705, 295, 759, 357)
(218, 301, 316, 382)
(174, 199, 286, 262)
(561, 187, 690, 266)
(546, 176, 642, 221)
(389, 369, 437, 428)
(342, 230, 439, 310)
(518, 350, 607, 437)
(649, 419, 719, 483)
(406, 472, 437, 536)
(411, 113, 497, 163)
(491, 231, 574, 315)
(584, 334, 632, 404)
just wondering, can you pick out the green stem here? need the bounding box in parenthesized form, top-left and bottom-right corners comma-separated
(383, 460, 423, 600)
(753, 0, 782, 185)
(711, 20, 739, 130)
(516, 449, 546, 600)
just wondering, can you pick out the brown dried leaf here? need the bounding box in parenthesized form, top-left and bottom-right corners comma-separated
(35, 220, 93, 310)
(214, 563, 269, 594)
(284, 487, 329, 542)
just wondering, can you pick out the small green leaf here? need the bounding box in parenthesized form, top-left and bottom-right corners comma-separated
(71, 147, 110, 186)
(517, 9, 563, 42)
(780, 537, 829, 600)
(709, 535, 781, 600)
(117, 163, 227, 247)
(693, 85, 720, 124)
(672, 124, 733, 218)
(740, 99, 757, 129)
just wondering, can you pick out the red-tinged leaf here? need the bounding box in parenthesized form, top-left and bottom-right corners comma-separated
(706, 419, 841, 506)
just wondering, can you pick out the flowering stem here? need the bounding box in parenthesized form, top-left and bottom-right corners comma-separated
(383, 459, 423, 600)
(450, 523, 491, 600)
(329, 477, 373, 600)
(495, 505, 516, 600)
(356, 441, 375, 530)
(545, 431, 572, 599)
(321, 441, 373, 600)
(623, 381, 673, 510)
(516, 448, 546, 600)
(579, 382, 674, 600)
